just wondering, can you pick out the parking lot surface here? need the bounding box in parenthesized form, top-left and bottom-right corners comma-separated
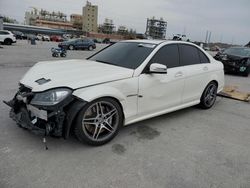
(0, 41, 250, 188)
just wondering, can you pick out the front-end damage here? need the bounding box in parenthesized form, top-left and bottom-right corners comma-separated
(214, 54, 250, 75)
(4, 84, 86, 138)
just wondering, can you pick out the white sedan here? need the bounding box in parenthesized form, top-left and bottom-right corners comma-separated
(4, 40, 224, 146)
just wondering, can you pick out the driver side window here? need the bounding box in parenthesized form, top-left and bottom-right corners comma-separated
(149, 44, 180, 68)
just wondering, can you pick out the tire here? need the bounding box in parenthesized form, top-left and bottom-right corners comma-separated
(60, 53, 66, 57)
(68, 45, 75, 50)
(88, 45, 93, 51)
(74, 98, 123, 146)
(4, 38, 12, 45)
(242, 66, 249, 77)
(199, 81, 218, 109)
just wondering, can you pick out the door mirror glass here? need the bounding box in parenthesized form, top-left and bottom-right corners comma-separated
(149, 63, 167, 74)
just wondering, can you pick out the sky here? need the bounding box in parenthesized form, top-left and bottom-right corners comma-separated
(0, 0, 249, 45)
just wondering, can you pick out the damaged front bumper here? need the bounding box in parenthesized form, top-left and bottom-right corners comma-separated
(4, 85, 86, 138)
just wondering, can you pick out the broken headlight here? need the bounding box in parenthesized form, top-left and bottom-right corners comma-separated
(30, 88, 72, 106)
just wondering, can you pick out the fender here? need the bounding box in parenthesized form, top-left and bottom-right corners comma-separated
(73, 85, 127, 103)
(207, 70, 224, 92)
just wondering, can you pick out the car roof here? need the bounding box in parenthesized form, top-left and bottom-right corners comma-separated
(120, 39, 198, 46)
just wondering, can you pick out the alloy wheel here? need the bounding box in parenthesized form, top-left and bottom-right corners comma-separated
(204, 84, 217, 107)
(81, 101, 119, 142)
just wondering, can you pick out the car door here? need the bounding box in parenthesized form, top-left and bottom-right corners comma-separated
(138, 44, 185, 116)
(82, 39, 89, 48)
(75, 40, 83, 49)
(178, 44, 211, 103)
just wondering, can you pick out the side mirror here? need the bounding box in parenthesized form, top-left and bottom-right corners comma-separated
(149, 63, 167, 74)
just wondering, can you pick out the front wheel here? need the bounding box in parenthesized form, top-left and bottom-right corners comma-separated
(199, 82, 218, 109)
(68, 45, 74, 50)
(4, 39, 12, 45)
(241, 66, 249, 77)
(74, 98, 123, 146)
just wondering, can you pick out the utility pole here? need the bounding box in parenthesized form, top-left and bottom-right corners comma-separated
(208, 31, 212, 44)
(205, 30, 208, 44)
(220, 34, 223, 43)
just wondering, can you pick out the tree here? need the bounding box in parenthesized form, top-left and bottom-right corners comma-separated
(2, 16, 18, 24)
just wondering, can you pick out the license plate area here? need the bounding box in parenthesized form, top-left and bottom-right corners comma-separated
(27, 105, 48, 121)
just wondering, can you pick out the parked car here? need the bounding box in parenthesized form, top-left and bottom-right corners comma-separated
(12, 31, 25, 40)
(36, 34, 43, 41)
(4, 40, 224, 146)
(173, 34, 189, 41)
(92, 38, 102, 43)
(50, 35, 64, 42)
(26, 34, 37, 40)
(214, 47, 250, 77)
(0, 30, 16, 45)
(102, 38, 110, 44)
(58, 38, 96, 50)
(42, 35, 50, 41)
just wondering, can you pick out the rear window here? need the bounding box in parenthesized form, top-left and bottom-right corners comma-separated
(179, 44, 201, 66)
(198, 50, 210, 63)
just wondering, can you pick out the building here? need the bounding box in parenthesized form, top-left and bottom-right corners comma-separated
(70, 14, 82, 23)
(3, 22, 84, 36)
(117, 26, 128, 35)
(145, 17, 167, 39)
(25, 8, 73, 30)
(82, 1, 98, 32)
(98, 18, 115, 34)
(70, 14, 83, 30)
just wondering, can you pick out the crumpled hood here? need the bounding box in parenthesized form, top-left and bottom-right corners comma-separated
(20, 59, 134, 92)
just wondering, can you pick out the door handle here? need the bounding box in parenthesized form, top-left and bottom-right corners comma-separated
(175, 72, 183, 77)
(203, 66, 208, 71)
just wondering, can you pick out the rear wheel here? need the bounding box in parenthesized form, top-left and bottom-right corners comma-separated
(199, 82, 218, 109)
(4, 39, 12, 45)
(88, 45, 93, 51)
(60, 53, 66, 57)
(74, 98, 123, 146)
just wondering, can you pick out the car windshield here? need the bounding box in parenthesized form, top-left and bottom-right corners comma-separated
(89, 42, 156, 69)
(223, 47, 250, 57)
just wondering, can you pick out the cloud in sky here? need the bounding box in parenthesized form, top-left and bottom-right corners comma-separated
(0, 0, 249, 44)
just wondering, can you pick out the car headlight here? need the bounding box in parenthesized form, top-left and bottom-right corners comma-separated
(30, 88, 72, 106)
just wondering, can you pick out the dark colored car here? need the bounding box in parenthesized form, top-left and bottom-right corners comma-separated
(92, 38, 102, 43)
(58, 38, 96, 50)
(214, 47, 250, 77)
(12, 31, 24, 40)
(102, 38, 110, 44)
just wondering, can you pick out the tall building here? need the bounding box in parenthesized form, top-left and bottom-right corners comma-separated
(82, 1, 98, 33)
(145, 17, 167, 39)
